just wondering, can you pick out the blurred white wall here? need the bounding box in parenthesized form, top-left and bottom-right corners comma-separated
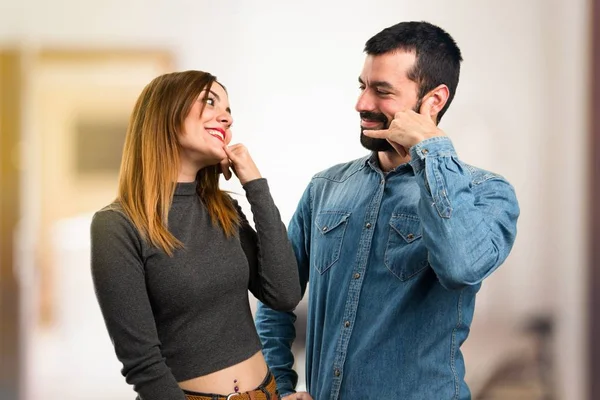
(0, 1, 589, 399)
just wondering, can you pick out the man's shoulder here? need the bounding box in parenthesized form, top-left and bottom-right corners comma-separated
(462, 162, 511, 186)
(311, 155, 370, 183)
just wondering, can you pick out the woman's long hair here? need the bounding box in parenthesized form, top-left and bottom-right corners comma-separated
(117, 70, 239, 256)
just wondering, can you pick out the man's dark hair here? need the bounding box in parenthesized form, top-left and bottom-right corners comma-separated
(365, 21, 463, 122)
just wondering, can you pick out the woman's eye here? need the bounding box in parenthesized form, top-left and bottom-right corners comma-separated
(206, 97, 215, 106)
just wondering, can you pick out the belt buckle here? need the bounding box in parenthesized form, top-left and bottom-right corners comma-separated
(226, 393, 242, 400)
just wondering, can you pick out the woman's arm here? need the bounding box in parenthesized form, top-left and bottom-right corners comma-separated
(235, 179, 301, 311)
(90, 209, 187, 400)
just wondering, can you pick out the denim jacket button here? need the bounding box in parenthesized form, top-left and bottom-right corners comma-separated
(334, 368, 341, 377)
(344, 321, 350, 328)
(365, 222, 372, 229)
(322, 226, 328, 232)
(422, 148, 429, 155)
(354, 273, 360, 279)
(407, 233, 415, 240)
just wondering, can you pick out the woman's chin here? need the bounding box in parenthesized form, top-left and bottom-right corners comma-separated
(194, 151, 227, 169)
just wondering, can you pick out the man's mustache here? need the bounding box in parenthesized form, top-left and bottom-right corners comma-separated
(360, 112, 388, 125)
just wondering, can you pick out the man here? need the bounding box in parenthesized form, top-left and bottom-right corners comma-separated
(255, 21, 519, 400)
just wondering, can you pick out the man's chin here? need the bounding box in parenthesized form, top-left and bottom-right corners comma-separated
(360, 133, 394, 152)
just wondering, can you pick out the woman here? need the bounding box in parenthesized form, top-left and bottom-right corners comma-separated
(90, 70, 301, 400)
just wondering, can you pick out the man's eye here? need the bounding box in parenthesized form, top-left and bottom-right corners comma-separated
(359, 86, 365, 91)
(376, 90, 389, 95)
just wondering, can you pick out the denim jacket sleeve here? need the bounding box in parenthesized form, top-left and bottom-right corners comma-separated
(255, 182, 312, 397)
(408, 136, 520, 290)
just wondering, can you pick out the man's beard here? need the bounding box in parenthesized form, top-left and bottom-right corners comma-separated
(359, 99, 422, 152)
(359, 111, 393, 152)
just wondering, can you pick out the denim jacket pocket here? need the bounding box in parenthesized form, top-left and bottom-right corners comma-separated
(313, 211, 351, 274)
(384, 214, 429, 281)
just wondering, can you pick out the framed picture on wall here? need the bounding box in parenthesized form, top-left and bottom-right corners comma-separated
(27, 49, 174, 328)
(19, 48, 175, 398)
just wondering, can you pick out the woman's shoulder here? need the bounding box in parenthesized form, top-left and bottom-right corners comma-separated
(94, 201, 125, 220)
(91, 201, 137, 236)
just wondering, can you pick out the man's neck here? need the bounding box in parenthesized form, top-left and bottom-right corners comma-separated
(377, 150, 411, 172)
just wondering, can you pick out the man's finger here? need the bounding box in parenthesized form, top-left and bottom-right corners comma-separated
(419, 96, 434, 118)
(387, 140, 408, 158)
(362, 129, 388, 138)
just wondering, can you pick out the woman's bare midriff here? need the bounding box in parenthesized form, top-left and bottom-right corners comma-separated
(178, 351, 269, 394)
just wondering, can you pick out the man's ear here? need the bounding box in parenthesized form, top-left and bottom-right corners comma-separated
(420, 84, 450, 123)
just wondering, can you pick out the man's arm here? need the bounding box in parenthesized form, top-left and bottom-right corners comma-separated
(409, 137, 520, 290)
(362, 99, 519, 290)
(255, 183, 312, 397)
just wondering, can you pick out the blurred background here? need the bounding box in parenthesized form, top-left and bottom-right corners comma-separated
(0, 0, 598, 399)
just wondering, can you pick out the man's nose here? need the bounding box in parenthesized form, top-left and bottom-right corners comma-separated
(355, 90, 375, 112)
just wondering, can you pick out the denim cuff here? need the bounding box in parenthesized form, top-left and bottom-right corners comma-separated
(409, 136, 457, 172)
